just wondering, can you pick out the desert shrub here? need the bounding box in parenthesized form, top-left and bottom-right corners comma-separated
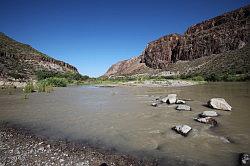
(222, 74, 250, 82)
(23, 82, 35, 93)
(36, 70, 57, 80)
(204, 73, 222, 82)
(36, 70, 89, 83)
(191, 75, 205, 81)
(36, 81, 53, 92)
(40, 77, 68, 87)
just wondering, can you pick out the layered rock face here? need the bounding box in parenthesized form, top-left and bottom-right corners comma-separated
(104, 5, 250, 77)
(0, 33, 78, 82)
(104, 57, 154, 77)
(141, 5, 249, 69)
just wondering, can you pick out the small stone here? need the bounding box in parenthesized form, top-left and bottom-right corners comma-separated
(200, 111, 218, 117)
(38, 146, 44, 151)
(59, 159, 65, 163)
(172, 125, 192, 137)
(151, 103, 157, 107)
(161, 94, 177, 104)
(176, 99, 186, 104)
(176, 105, 191, 111)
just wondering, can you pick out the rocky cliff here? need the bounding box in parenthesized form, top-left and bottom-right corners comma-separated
(105, 5, 250, 77)
(104, 57, 157, 77)
(0, 33, 78, 83)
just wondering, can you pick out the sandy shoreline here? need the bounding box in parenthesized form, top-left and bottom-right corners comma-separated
(0, 123, 157, 166)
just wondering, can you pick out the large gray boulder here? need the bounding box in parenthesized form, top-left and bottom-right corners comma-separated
(207, 98, 232, 111)
(161, 94, 177, 104)
(176, 105, 191, 111)
(172, 125, 192, 137)
(200, 111, 218, 117)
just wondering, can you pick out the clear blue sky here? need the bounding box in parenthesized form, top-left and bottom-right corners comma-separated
(0, 0, 249, 77)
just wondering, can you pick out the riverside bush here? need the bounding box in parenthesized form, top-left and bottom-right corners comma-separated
(36, 70, 89, 82)
(40, 77, 68, 87)
(191, 75, 205, 81)
(23, 82, 35, 93)
(36, 82, 53, 92)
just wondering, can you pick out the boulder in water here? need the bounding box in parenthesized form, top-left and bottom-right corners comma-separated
(161, 94, 177, 104)
(176, 105, 191, 111)
(239, 153, 249, 165)
(194, 117, 218, 126)
(172, 125, 192, 137)
(199, 111, 218, 117)
(207, 98, 232, 111)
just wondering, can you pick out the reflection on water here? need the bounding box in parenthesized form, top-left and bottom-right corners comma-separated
(0, 82, 250, 165)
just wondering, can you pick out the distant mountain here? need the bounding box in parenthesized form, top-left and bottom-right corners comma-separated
(0, 33, 78, 84)
(104, 5, 250, 77)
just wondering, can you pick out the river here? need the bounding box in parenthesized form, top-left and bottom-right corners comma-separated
(0, 82, 249, 165)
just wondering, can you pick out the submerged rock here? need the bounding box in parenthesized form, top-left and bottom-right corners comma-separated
(207, 98, 232, 111)
(239, 153, 249, 165)
(176, 99, 186, 104)
(194, 117, 218, 126)
(161, 94, 177, 104)
(199, 111, 218, 117)
(172, 125, 192, 137)
(151, 103, 158, 107)
(176, 105, 191, 111)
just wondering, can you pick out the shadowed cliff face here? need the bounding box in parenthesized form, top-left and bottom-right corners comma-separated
(141, 5, 249, 69)
(0, 33, 78, 81)
(105, 5, 250, 77)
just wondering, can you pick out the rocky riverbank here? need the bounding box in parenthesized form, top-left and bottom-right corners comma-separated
(95, 79, 201, 88)
(0, 123, 157, 166)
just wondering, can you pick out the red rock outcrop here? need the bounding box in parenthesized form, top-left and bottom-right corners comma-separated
(104, 57, 153, 77)
(141, 5, 250, 69)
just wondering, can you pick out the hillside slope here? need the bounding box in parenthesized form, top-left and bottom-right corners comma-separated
(104, 5, 250, 77)
(0, 33, 78, 84)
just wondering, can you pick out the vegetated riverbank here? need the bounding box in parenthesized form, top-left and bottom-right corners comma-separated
(1, 69, 249, 90)
(0, 122, 157, 166)
(82, 73, 250, 88)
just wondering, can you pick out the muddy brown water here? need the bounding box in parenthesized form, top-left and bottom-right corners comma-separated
(0, 82, 250, 165)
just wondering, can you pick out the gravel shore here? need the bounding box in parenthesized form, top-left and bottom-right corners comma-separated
(0, 123, 157, 166)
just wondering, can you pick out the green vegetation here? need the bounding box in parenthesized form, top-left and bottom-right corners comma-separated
(179, 73, 250, 82)
(40, 77, 68, 87)
(21, 70, 249, 95)
(36, 81, 53, 93)
(23, 71, 91, 94)
(87, 73, 249, 85)
(35, 70, 89, 83)
(23, 82, 35, 93)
